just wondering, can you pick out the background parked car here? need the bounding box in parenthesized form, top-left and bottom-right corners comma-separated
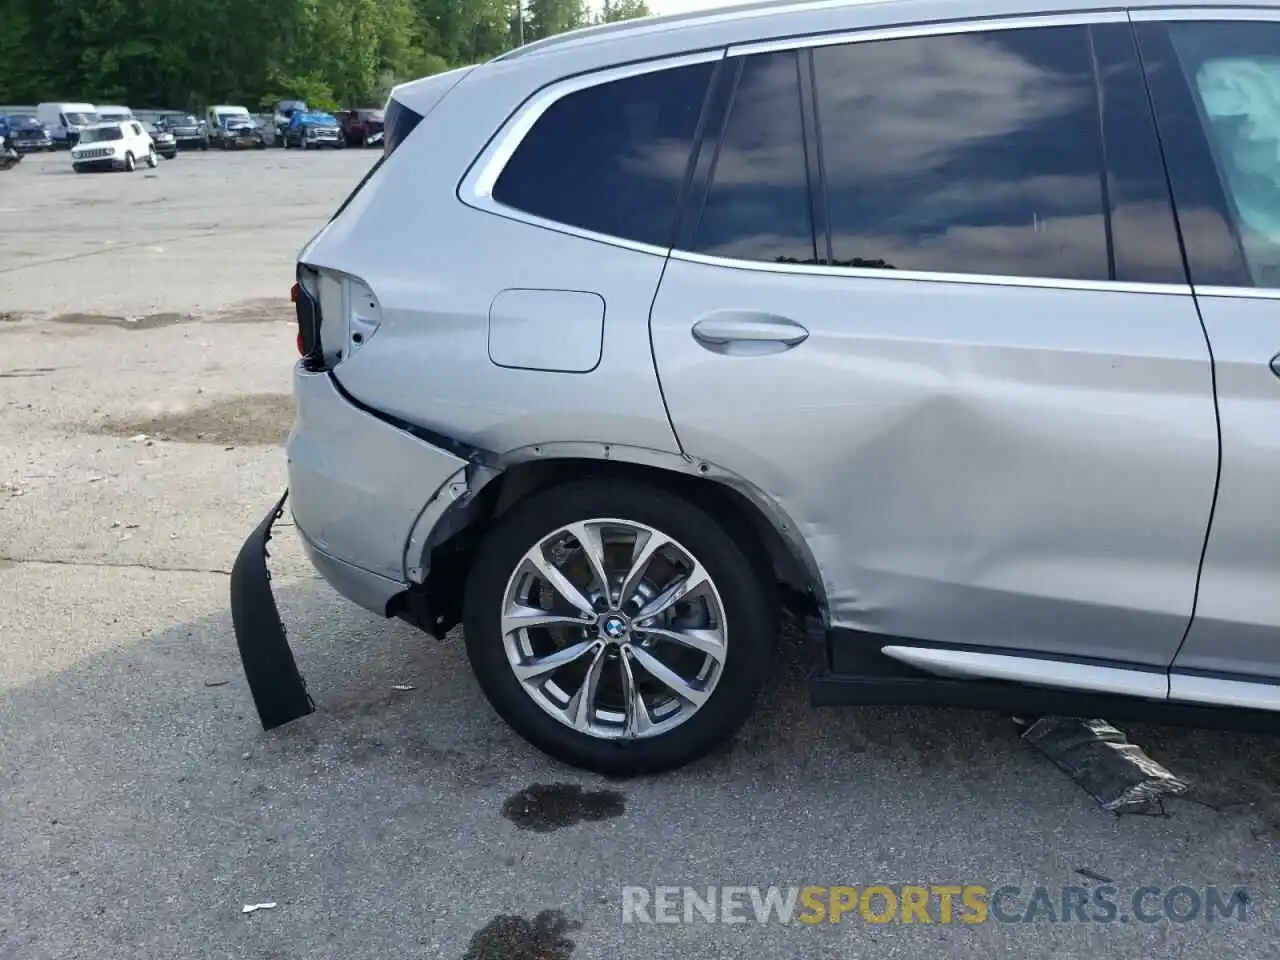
(205, 105, 252, 148)
(155, 112, 208, 150)
(272, 99, 308, 146)
(338, 108, 384, 147)
(219, 118, 266, 150)
(70, 121, 156, 172)
(283, 110, 343, 149)
(0, 114, 54, 152)
(144, 122, 178, 159)
(96, 105, 135, 123)
(36, 102, 98, 147)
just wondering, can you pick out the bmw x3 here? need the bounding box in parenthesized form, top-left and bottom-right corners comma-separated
(232, 0, 1280, 775)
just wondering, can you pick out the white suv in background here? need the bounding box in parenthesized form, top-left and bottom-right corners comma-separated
(70, 121, 157, 173)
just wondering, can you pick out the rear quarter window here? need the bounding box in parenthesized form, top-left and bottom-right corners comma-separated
(383, 97, 424, 155)
(491, 61, 717, 247)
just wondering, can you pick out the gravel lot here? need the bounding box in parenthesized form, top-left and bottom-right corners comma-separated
(2, 148, 1278, 959)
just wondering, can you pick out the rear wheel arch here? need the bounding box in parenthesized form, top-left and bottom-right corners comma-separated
(402, 454, 826, 632)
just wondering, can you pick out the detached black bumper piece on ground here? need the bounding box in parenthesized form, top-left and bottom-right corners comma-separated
(230, 489, 315, 729)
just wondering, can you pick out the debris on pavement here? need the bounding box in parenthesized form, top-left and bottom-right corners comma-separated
(1021, 717, 1190, 813)
(204, 680, 230, 688)
(241, 902, 277, 914)
(392, 684, 415, 691)
(1076, 866, 1114, 883)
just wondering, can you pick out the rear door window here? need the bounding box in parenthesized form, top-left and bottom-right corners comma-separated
(687, 50, 817, 264)
(492, 61, 716, 247)
(813, 25, 1112, 281)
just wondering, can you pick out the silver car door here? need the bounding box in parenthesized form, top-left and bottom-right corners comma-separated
(1135, 14, 1280, 704)
(650, 18, 1218, 669)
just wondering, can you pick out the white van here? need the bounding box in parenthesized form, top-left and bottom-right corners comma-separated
(36, 102, 99, 148)
(206, 105, 252, 146)
(95, 105, 135, 123)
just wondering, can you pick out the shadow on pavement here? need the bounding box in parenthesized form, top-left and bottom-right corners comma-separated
(2, 578, 1277, 959)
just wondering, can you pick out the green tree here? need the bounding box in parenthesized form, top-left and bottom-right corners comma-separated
(523, 0, 586, 42)
(1, 0, 610, 112)
(598, 0, 651, 23)
(0, 0, 42, 102)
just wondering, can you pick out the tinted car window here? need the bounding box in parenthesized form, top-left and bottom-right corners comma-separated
(1160, 20, 1280, 287)
(690, 51, 817, 264)
(383, 96, 423, 156)
(814, 26, 1110, 281)
(1090, 23, 1187, 285)
(493, 61, 715, 247)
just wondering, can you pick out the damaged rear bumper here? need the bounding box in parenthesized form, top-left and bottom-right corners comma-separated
(231, 367, 480, 728)
(230, 489, 315, 729)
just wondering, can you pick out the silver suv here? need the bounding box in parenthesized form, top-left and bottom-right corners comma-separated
(232, 0, 1280, 774)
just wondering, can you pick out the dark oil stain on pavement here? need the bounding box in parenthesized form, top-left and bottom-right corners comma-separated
(462, 910, 582, 960)
(501, 783, 625, 833)
(47, 311, 192, 329)
(99, 393, 294, 445)
(0, 367, 57, 379)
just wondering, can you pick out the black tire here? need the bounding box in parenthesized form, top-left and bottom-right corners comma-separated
(462, 479, 778, 775)
(200, 141, 208, 151)
(146, 147, 157, 168)
(123, 152, 135, 172)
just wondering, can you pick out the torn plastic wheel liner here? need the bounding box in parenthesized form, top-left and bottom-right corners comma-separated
(1021, 717, 1189, 813)
(230, 489, 315, 729)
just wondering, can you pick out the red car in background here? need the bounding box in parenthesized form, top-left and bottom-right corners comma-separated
(338, 108, 384, 148)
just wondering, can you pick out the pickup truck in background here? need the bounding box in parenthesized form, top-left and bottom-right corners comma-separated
(272, 100, 308, 147)
(338, 108, 384, 147)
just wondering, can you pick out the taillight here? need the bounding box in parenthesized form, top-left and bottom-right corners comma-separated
(294, 267, 323, 368)
(294, 264, 383, 370)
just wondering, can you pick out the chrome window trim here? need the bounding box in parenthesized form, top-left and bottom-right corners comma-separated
(727, 9, 1129, 56)
(1128, 6, 1280, 21)
(667, 249, 1191, 295)
(458, 8, 1192, 294)
(1196, 285, 1280, 300)
(458, 46, 727, 256)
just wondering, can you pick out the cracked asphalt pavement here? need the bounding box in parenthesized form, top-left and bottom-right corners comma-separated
(2, 149, 1278, 960)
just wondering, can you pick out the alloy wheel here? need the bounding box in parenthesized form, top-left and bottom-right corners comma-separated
(499, 518, 728, 741)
